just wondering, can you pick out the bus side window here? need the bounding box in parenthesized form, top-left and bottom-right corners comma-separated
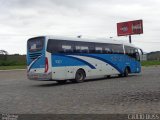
(104, 48, 111, 54)
(125, 46, 131, 56)
(111, 44, 123, 54)
(75, 46, 89, 53)
(47, 39, 60, 53)
(62, 45, 73, 53)
(81, 46, 89, 53)
(125, 46, 139, 59)
(95, 47, 103, 54)
(88, 43, 94, 53)
(75, 46, 81, 53)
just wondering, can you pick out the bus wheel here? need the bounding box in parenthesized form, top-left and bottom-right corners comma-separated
(56, 80, 67, 84)
(107, 75, 111, 78)
(124, 67, 129, 77)
(74, 69, 85, 83)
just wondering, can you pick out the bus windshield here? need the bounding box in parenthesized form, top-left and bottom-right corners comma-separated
(28, 37, 44, 52)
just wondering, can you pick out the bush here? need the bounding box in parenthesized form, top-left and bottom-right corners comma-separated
(141, 60, 160, 66)
(0, 60, 17, 66)
(0, 55, 26, 66)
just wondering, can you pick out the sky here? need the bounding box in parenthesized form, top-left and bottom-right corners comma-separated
(0, 0, 160, 54)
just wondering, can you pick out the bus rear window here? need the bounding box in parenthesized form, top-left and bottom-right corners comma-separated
(28, 37, 44, 52)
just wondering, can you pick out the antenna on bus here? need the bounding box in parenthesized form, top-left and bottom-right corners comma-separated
(77, 35, 82, 38)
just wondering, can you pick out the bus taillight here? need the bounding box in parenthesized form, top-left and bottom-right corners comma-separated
(45, 57, 49, 73)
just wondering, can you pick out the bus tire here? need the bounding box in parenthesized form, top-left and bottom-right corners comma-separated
(74, 69, 85, 83)
(124, 67, 129, 77)
(107, 75, 111, 78)
(56, 80, 67, 84)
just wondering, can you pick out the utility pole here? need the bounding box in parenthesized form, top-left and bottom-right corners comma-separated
(129, 35, 132, 43)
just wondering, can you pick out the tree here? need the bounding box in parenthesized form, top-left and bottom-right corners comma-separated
(0, 50, 8, 60)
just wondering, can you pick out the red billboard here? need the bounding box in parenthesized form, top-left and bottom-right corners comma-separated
(117, 20, 143, 36)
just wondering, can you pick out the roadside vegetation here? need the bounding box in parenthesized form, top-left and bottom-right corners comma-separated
(141, 61, 160, 66)
(0, 54, 26, 70)
(0, 66, 26, 70)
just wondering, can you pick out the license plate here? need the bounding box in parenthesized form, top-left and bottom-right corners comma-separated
(33, 75, 38, 79)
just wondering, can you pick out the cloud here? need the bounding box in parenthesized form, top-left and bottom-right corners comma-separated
(0, 0, 160, 54)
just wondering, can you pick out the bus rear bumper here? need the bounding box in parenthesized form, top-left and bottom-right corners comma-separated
(27, 72, 52, 80)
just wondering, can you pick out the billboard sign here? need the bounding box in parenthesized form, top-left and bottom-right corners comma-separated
(117, 20, 143, 36)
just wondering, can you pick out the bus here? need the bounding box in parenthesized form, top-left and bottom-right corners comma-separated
(27, 36, 143, 83)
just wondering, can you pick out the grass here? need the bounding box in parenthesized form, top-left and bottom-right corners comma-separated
(0, 65, 26, 70)
(141, 61, 160, 66)
(0, 55, 26, 70)
(0, 55, 26, 66)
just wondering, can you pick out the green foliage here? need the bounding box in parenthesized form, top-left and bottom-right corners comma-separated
(0, 66, 26, 70)
(0, 60, 16, 66)
(141, 61, 160, 66)
(0, 55, 26, 66)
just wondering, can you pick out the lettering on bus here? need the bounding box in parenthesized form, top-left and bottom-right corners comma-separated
(55, 60, 62, 64)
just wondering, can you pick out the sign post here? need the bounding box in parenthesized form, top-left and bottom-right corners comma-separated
(129, 35, 131, 43)
(117, 20, 143, 43)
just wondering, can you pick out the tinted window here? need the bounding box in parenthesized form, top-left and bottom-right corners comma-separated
(74, 42, 93, 53)
(47, 39, 61, 53)
(110, 44, 124, 54)
(47, 39, 124, 55)
(75, 46, 89, 53)
(47, 39, 74, 53)
(61, 44, 73, 53)
(94, 43, 123, 54)
(28, 37, 44, 52)
(94, 43, 105, 54)
(125, 46, 138, 59)
(104, 47, 112, 54)
(95, 47, 103, 53)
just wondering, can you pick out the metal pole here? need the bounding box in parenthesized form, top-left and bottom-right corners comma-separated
(129, 35, 132, 43)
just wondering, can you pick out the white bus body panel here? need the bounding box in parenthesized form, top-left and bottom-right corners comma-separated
(51, 55, 120, 80)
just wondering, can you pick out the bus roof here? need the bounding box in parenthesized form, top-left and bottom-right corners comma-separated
(43, 35, 136, 47)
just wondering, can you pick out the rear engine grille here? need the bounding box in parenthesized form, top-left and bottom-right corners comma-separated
(29, 53, 42, 60)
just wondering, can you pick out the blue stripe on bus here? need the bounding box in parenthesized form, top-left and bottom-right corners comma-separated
(65, 55, 96, 69)
(52, 54, 96, 69)
(54, 53, 123, 74)
(76, 54, 123, 74)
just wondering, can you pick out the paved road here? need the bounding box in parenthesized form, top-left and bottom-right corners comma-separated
(0, 67, 160, 114)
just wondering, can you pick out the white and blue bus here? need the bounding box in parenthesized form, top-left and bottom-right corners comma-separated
(27, 36, 143, 83)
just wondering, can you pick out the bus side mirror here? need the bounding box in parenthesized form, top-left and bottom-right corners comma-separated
(138, 48, 145, 61)
(135, 52, 140, 61)
(139, 49, 143, 55)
